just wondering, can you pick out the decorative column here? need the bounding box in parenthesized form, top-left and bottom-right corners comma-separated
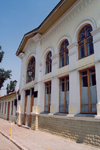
(91, 28, 100, 117)
(32, 34, 42, 114)
(17, 52, 26, 125)
(68, 43, 80, 116)
(50, 55, 59, 114)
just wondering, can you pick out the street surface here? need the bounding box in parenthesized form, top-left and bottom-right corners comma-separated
(0, 118, 99, 150)
(0, 133, 20, 150)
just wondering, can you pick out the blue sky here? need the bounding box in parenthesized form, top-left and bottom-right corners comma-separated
(0, 0, 60, 96)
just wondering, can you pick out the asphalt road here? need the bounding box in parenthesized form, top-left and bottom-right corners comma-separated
(0, 133, 20, 150)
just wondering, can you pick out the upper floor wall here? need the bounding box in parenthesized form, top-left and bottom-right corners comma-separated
(18, 0, 100, 91)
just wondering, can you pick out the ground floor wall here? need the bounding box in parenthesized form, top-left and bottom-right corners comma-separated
(31, 114, 100, 148)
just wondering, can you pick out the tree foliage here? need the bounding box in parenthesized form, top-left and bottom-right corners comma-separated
(0, 46, 12, 89)
(6, 81, 15, 94)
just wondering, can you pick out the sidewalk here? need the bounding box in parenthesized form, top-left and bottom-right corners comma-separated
(0, 118, 99, 150)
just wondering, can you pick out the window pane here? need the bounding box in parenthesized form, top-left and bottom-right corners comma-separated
(79, 45, 85, 58)
(60, 106, 64, 112)
(66, 80, 69, 105)
(46, 64, 49, 74)
(87, 42, 94, 56)
(89, 73, 97, 104)
(50, 61, 52, 72)
(86, 28, 92, 37)
(45, 86, 49, 106)
(60, 47, 64, 52)
(60, 55, 64, 67)
(91, 105, 97, 112)
(79, 34, 85, 41)
(81, 71, 87, 76)
(82, 105, 89, 112)
(60, 81, 64, 105)
(89, 68, 95, 73)
(86, 36, 92, 42)
(45, 107, 49, 112)
(65, 51, 69, 65)
(81, 76, 88, 105)
(66, 106, 68, 112)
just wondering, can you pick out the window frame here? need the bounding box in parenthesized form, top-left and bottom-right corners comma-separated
(80, 66, 97, 114)
(59, 40, 69, 68)
(59, 75, 69, 113)
(78, 24, 94, 59)
(45, 51, 52, 74)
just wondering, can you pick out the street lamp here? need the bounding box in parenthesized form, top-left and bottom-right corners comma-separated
(13, 80, 17, 87)
(27, 69, 32, 77)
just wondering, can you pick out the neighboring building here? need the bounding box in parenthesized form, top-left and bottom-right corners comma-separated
(0, 91, 17, 121)
(15, 0, 100, 148)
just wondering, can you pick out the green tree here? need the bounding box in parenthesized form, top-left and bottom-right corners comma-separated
(6, 81, 15, 94)
(0, 46, 12, 89)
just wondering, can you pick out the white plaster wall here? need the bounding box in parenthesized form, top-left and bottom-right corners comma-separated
(18, 0, 100, 115)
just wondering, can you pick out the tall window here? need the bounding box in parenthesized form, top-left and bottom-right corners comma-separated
(78, 25, 94, 59)
(44, 81, 51, 112)
(46, 51, 52, 74)
(27, 56, 35, 83)
(59, 76, 69, 113)
(11, 101, 13, 115)
(59, 40, 69, 68)
(80, 67, 97, 113)
(5, 102, 7, 114)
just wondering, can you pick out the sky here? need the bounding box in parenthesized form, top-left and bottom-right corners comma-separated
(0, 0, 60, 96)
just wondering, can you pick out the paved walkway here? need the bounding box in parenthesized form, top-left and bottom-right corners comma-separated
(0, 133, 20, 150)
(0, 118, 99, 150)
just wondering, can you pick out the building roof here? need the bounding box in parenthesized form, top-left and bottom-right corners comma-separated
(16, 0, 77, 56)
(0, 91, 17, 101)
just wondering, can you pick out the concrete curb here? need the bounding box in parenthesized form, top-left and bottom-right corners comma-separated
(0, 130, 28, 150)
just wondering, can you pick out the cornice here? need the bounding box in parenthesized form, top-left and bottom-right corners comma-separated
(41, 0, 93, 44)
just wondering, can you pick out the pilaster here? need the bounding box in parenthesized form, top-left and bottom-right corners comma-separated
(68, 43, 80, 115)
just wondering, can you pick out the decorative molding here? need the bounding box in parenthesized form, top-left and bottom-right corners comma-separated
(68, 42, 78, 50)
(32, 33, 41, 43)
(91, 27, 100, 36)
(18, 52, 25, 59)
(51, 54, 59, 60)
(41, 0, 93, 44)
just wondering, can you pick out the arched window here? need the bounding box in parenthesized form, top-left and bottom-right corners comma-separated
(46, 51, 52, 74)
(78, 25, 94, 59)
(27, 56, 35, 83)
(59, 40, 69, 68)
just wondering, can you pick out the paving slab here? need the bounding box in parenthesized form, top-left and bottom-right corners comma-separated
(0, 118, 99, 150)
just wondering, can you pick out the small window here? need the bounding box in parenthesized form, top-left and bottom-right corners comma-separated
(78, 25, 94, 59)
(59, 40, 69, 68)
(46, 51, 52, 74)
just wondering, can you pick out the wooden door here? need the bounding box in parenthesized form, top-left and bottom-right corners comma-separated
(7, 102, 10, 120)
(24, 97, 27, 124)
(30, 94, 34, 125)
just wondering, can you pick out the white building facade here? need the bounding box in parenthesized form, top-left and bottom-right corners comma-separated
(16, 0, 100, 131)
